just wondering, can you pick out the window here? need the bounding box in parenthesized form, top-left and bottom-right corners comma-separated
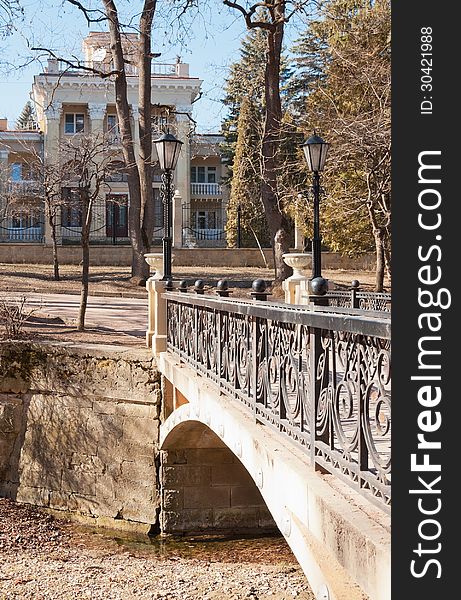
(65, 113, 85, 134)
(192, 209, 218, 230)
(61, 188, 82, 227)
(105, 161, 128, 182)
(10, 163, 22, 182)
(207, 167, 216, 183)
(191, 166, 218, 183)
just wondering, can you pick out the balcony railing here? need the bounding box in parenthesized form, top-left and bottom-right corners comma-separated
(56, 60, 177, 77)
(7, 180, 42, 195)
(190, 182, 222, 196)
(165, 292, 391, 512)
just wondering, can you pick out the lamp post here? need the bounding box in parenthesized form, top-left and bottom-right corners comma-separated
(301, 133, 329, 295)
(153, 132, 183, 281)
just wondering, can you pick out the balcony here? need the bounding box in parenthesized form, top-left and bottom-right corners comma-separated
(190, 183, 222, 197)
(51, 60, 180, 78)
(7, 180, 42, 195)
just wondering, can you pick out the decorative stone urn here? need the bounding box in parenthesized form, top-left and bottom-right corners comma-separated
(144, 253, 164, 280)
(282, 253, 311, 280)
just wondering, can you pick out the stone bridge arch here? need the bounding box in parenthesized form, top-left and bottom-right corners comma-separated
(160, 417, 277, 535)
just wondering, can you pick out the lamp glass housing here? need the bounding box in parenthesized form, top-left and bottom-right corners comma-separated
(301, 134, 329, 172)
(154, 132, 183, 171)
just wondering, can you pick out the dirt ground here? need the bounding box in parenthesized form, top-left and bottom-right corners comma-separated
(0, 499, 314, 600)
(0, 263, 389, 297)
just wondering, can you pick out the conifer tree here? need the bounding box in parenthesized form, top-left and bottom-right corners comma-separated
(16, 101, 37, 130)
(225, 96, 270, 248)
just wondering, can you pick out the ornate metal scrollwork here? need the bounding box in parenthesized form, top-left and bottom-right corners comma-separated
(166, 294, 391, 510)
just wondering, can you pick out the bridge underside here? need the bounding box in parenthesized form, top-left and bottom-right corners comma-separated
(161, 420, 277, 534)
(159, 352, 390, 600)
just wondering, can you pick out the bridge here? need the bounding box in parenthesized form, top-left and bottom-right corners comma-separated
(146, 277, 391, 600)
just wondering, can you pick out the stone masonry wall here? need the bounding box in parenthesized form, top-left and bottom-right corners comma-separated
(161, 447, 277, 534)
(0, 341, 161, 532)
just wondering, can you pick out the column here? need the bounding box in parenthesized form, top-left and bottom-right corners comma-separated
(130, 105, 140, 155)
(88, 103, 107, 241)
(43, 102, 62, 247)
(173, 106, 191, 248)
(171, 190, 183, 248)
(88, 102, 106, 135)
(0, 150, 10, 241)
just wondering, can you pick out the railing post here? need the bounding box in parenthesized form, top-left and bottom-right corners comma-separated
(310, 326, 329, 468)
(351, 279, 360, 309)
(357, 342, 369, 475)
(251, 314, 261, 421)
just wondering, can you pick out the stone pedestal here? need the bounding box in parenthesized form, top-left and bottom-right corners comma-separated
(146, 278, 167, 353)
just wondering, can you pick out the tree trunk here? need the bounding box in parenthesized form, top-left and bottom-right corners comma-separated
(138, 1, 156, 277)
(367, 200, 385, 292)
(374, 227, 385, 293)
(78, 200, 91, 331)
(103, 0, 147, 284)
(48, 209, 60, 281)
(261, 19, 292, 283)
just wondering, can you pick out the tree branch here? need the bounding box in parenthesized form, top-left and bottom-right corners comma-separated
(31, 47, 121, 79)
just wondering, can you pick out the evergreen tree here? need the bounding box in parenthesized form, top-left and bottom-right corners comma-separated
(221, 27, 267, 181)
(16, 101, 38, 130)
(225, 96, 270, 248)
(222, 25, 298, 253)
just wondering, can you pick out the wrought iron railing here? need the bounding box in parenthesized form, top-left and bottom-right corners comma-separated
(326, 290, 391, 312)
(165, 292, 391, 512)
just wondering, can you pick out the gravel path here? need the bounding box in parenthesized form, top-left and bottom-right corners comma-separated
(0, 499, 314, 600)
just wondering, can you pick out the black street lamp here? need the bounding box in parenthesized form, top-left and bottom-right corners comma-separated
(301, 133, 329, 295)
(153, 132, 183, 281)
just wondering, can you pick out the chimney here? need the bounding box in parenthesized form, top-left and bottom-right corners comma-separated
(176, 62, 189, 77)
(46, 58, 59, 73)
(0, 118, 7, 131)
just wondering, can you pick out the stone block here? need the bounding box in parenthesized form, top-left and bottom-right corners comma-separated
(87, 413, 123, 444)
(61, 469, 96, 496)
(49, 491, 73, 511)
(114, 479, 155, 503)
(69, 453, 105, 475)
(115, 402, 158, 419)
(162, 465, 211, 488)
(162, 449, 188, 465)
(18, 462, 62, 491)
(258, 506, 277, 529)
(230, 485, 265, 507)
(162, 488, 183, 511)
(117, 499, 158, 524)
(161, 508, 214, 533)
(212, 507, 260, 530)
(16, 485, 50, 507)
(95, 474, 116, 500)
(120, 459, 155, 482)
(211, 463, 254, 486)
(122, 416, 157, 442)
(182, 448, 235, 466)
(92, 399, 118, 415)
(183, 485, 230, 509)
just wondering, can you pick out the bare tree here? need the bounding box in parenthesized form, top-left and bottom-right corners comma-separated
(0, 0, 22, 37)
(61, 0, 159, 284)
(61, 133, 115, 330)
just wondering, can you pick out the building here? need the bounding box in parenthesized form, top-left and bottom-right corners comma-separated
(0, 32, 228, 247)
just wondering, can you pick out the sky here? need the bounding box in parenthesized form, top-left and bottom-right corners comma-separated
(0, 0, 256, 133)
